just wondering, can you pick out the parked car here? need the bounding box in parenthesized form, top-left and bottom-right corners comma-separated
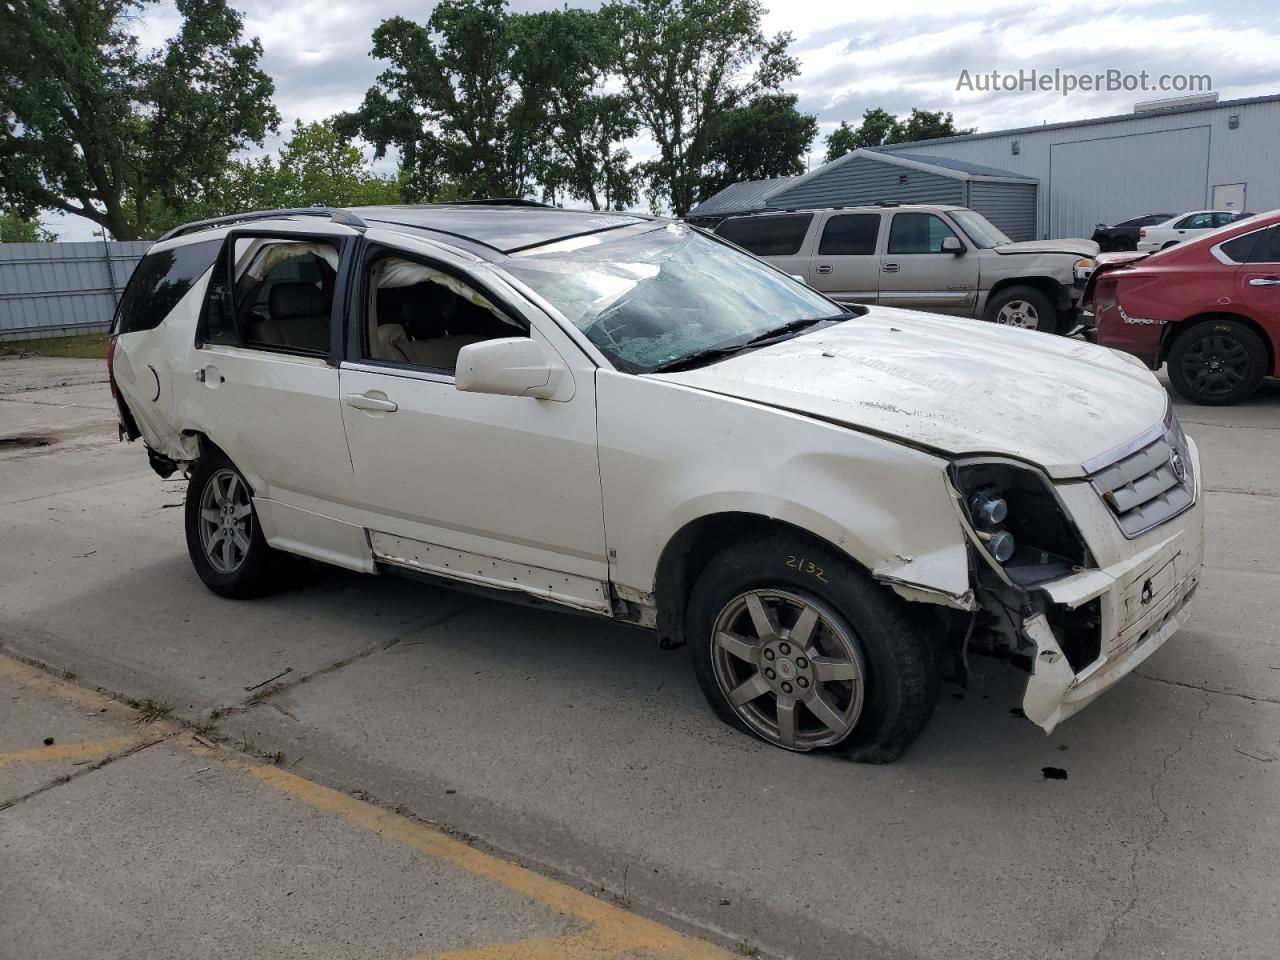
(109, 203, 1202, 761)
(1135, 210, 1252, 253)
(713, 204, 1097, 334)
(1091, 213, 1173, 252)
(1089, 210, 1279, 405)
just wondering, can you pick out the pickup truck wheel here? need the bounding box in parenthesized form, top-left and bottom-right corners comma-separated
(686, 536, 939, 763)
(983, 285, 1057, 334)
(184, 449, 294, 598)
(1167, 319, 1267, 406)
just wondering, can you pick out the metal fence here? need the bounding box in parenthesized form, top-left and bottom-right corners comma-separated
(0, 240, 151, 340)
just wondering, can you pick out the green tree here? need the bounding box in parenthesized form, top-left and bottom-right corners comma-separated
(0, 207, 57, 242)
(337, 0, 544, 202)
(510, 8, 638, 210)
(0, 0, 279, 240)
(607, 0, 799, 217)
(824, 107, 974, 162)
(146, 120, 402, 235)
(699, 93, 816, 202)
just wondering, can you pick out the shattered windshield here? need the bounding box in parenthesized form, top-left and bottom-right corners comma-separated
(504, 223, 840, 373)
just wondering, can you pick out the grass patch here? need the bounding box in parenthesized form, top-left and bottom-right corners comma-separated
(126, 697, 173, 723)
(0, 332, 110, 359)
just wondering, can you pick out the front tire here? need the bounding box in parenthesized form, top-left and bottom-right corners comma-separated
(1167, 319, 1267, 406)
(184, 448, 294, 598)
(983, 285, 1057, 334)
(686, 535, 940, 763)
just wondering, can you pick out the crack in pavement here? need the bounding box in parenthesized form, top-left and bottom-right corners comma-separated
(222, 597, 488, 718)
(0, 732, 172, 812)
(1089, 694, 1212, 960)
(1134, 671, 1280, 706)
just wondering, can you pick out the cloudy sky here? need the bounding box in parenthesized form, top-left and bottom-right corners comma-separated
(48, 0, 1280, 238)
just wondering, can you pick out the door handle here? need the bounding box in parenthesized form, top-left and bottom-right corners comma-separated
(816, 264, 833, 275)
(882, 262, 900, 273)
(344, 392, 398, 412)
(1248, 277, 1280, 287)
(194, 367, 224, 384)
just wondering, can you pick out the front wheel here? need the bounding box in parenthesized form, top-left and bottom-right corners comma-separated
(1167, 319, 1267, 406)
(983, 285, 1058, 333)
(184, 447, 295, 598)
(686, 536, 939, 763)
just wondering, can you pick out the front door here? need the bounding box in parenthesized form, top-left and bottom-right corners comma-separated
(808, 212, 883, 304)
(336, 242, 610, 612)
(877, 212, 980, 315)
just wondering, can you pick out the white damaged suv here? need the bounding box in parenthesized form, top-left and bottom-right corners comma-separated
(109, 203, 1203, 761)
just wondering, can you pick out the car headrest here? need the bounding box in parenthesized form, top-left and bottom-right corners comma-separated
(269, 282, 328, 320)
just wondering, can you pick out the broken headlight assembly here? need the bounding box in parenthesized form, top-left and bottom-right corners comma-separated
(952, 461, 1091, 587)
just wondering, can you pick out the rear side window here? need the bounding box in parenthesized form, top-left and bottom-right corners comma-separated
(887, 213, 960, 254)
(1175, 213, 1213, 229)
(715, 214, 813, 256)
(1221, 227, 1280, 264)
(112, 239, 222, 334)
(818, 214, 880, 255)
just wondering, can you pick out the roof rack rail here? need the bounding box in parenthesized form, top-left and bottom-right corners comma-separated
(157, 207, 368, 242)
(442, 198, 553, 208)
(874, 200, 901, 207)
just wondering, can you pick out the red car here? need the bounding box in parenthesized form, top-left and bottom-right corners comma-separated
(1088, 210, 1279, 405)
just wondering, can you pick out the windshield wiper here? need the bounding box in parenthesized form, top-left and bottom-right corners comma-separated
(649, 313, 853, 374)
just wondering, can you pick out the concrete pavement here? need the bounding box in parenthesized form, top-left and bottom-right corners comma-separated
(2, 354, 1278, 959)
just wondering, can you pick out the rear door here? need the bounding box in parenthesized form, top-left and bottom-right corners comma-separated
(877, 212, 979, 314)
(1232, 226, 1280, 368)
(179, 226, 358, 511)
(714, 214, 815, 279)
(809, 212, 883, 303)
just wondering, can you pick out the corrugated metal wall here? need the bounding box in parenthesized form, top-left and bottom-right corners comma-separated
(0, 240, 150, 340)
(882, 97, 1280, 239)
(771, 154, 965, 209)
(966, 181, 1038, 241)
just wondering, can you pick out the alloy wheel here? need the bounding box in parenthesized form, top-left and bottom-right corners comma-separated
(1181, 334, 1250, 399)
(710, 589, 866, 751)
(198, 468, 253, 574)
(995, 299, 1040, 329)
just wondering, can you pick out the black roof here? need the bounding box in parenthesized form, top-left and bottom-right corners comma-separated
(348, 204, 655, 256)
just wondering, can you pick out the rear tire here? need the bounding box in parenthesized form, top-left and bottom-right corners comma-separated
(983, 285, 1058, 334)
(1167, 319, 1267, 406)
(184, 447, 296, 598)
(686, 534, 940, 763)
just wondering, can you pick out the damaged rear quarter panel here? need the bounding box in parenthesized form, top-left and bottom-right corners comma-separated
(595, 371, 973, 607)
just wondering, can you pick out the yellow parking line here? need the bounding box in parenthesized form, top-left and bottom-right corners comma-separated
(3, 654, 738, 960)
(246, 765, 735, 960)
(0, 735, 142, 768)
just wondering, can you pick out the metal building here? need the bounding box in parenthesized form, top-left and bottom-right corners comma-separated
(879, 93, 1280, 239)
(688, 151, 1039, 240)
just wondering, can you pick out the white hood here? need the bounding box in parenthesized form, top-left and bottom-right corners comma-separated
(655, 309, 1168, 479)
(994, 238, 1099, 257)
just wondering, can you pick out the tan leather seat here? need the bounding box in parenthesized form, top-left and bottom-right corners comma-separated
(400, 334, 489, 369)
(244, 283, 330, 351)
(373, 322, 412, 363)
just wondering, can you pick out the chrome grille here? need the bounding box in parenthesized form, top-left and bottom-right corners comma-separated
(1089, 418, 1195, 538)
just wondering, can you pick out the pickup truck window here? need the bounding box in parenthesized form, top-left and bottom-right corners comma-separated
(818, 214, 880, 255)
(716, 214, 813, 256)
(887, 213, 961, 254)
(950, 210, 1011, 249)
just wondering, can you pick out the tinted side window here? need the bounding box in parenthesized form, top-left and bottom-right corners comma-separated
(1223, 227, 1280, 264)
(819, 214, 881, 255)
(715, 215, 813, 256)
(112, 239, 222, 334)
(1176, 213, 1213, 229)
(1212, 212, 1238, 227)
(887, 213, 959, 254)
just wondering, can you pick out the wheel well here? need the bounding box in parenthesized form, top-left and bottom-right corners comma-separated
(1160, 312, 1276, 372)
(985, 276, 1070, 315)
(653, 513, 858, 648)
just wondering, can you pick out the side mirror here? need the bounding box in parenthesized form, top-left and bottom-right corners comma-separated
(455, 337, 565, 400)
(941, 236, 965, 255)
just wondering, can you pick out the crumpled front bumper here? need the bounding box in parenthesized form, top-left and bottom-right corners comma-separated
(1019, 444, 1205, 733)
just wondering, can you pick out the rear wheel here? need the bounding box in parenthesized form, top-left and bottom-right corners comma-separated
(184, 448, 296, 597)
(686, 535, 939, 763)
(1167, 319, 1267, 406)
(983, 285, 1057, 334)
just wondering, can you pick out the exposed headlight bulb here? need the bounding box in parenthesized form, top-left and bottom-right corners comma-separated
(979, 529, 1016, 563)
(969, 489, 1009, 526)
